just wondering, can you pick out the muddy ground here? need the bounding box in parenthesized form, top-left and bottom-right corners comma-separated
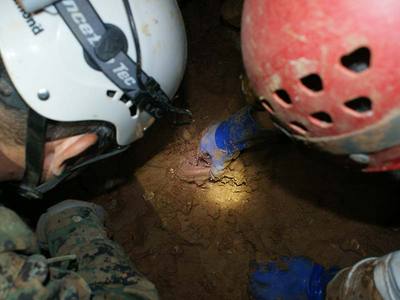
(41, 1, 400, 299)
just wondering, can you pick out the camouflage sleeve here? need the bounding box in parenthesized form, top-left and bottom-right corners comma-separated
(0, 203, 157, 300)
(0, 206, 91, 300)
(38, 204, 159, 300)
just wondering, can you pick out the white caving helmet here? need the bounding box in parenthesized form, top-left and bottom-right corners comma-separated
(0, 0, 188, 198)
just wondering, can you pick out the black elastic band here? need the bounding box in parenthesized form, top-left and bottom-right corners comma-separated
(33, 145, 130, 195)
(122, 0, 143, 86)
(19, 109, 47, 199)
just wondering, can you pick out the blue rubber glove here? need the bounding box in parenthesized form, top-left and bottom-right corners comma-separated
(250, 257, 338, 300)
(199, 106, 265, 178)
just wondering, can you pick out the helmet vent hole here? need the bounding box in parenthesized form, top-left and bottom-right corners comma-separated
(290, 121, 308, 135)
(341, 47, 371, 73)
(344, 97, 372, 114)
(107, 90, 116, 98)
(300, 74, 323, 92)
(120, 94, 138, 116)
(310, 112, 332, 127)
(119, 94, 131, 103)
(129, 104, 138, 117)
(274, 89, 292, 106)
(261, 100, 275, 113)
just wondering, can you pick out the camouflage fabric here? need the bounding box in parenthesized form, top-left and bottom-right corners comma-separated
(0, 205, 158, 300)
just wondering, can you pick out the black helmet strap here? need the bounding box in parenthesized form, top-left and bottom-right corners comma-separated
(19, 109, 47, 199)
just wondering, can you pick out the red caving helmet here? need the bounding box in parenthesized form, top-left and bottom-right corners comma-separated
(242, 0, 400, 172)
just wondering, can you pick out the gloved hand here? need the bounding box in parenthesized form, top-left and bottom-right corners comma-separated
(249, 256, 338, 300)
(199, 106, 266, 178)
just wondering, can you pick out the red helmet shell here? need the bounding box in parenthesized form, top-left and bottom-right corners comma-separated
(242, 0, 400, 141)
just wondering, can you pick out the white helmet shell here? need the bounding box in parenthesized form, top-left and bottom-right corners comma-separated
(0, 0, 187, 146)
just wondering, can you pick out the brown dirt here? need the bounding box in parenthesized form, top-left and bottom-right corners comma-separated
(46, 1, 400, 299)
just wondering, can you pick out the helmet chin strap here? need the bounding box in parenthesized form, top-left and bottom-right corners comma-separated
(18, 108, 130, 199)
(19, 109, 47, 199)
(21, 144, 130, 199)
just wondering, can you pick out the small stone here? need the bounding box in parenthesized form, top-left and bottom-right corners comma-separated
(108, 199, 118, 210)
(72, 216, 82, 223)
(143, 191, 155, 202)
(171, 245, 184, 256)
(207, 205, 221, 220)
(179, 199, 193, 215)
(340, 239, 361, 253)
(182, 129, 192, 141)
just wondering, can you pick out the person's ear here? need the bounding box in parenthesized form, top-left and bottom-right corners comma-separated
(43, 133, 98, 180)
